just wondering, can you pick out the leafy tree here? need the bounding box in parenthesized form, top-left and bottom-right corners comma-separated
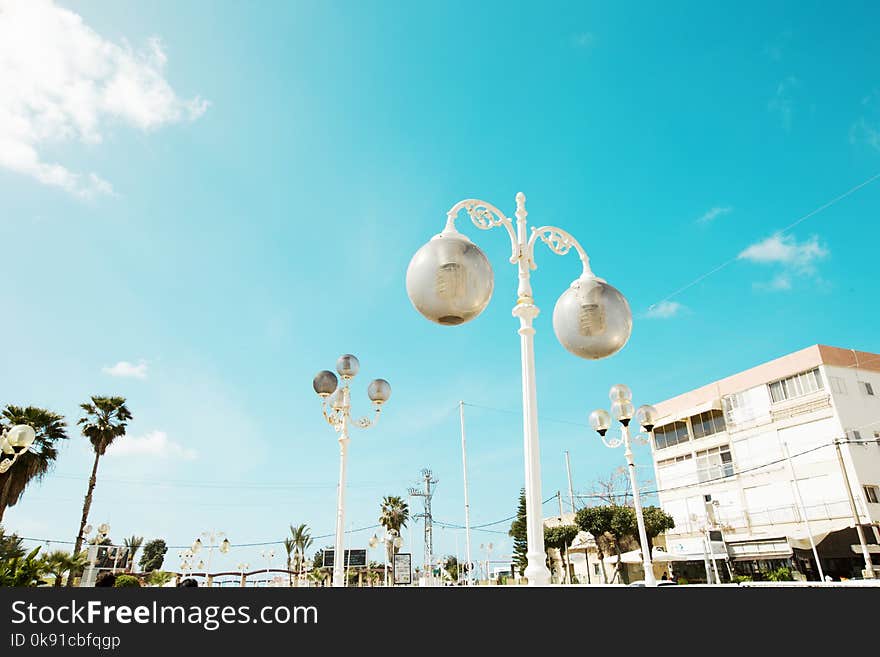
(543, 524, 580, 584)
(114, 574, 141, 587)
(379, 496, 409, 559)
(139, 539, 167, 572)
(508, 488, 527, 577)
(147, 570, 173, 586)
(0, 525, 25, 561)
(442, 555, 459, 582)
(282, 537, 295, 586)
(41, 549, 88, 587)
(575, 505, 627, 583)
(642, 506, 675, 550)
(71, 396, 133, 573)
(290, 523, 313, 585)
(0, 406, 68, 522)
(0, 546, 44, 587)
(123, 536, 144, 572)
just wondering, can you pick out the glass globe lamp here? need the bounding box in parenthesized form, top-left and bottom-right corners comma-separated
(635, 404, 659, 432)
(611, 399, 635, 424)
(588, 409, 611, 435)
(336, 354, 360, 379)
(367, 379, 391, 405)
(313, 370, 338, 397)
(552, 277, 632, 360)
(406, 231, 494, 326)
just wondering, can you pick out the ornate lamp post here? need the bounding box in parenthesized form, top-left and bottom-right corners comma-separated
(313, 354, 391, 588)
(406, 193, 632, 585)
(260, 548, 276, 587)
(0, 424, 36, 473)
(192, 531, 230, 587)
(369, 529, 403, 586)
(589, 385, 658, 587)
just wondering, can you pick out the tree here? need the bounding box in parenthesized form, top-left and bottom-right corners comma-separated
(71, 396, 132, 577)
(575, 505, 627, 583)
(642, 506, 675, 550)
(114, 574, 141, 587)
(0, 546, 44, 587)
(282, 537, 295, 586)
(442, 555, 459, 583)
(379, 496, 409, 559)
(0, 525, 25, 561)
(0, 406, 68, 522)
(543, 524, 580, 584)
(290, 523, 313, 586)
(139, 539, 167, 572)
(41, 550, 88, 587)
(147, 570, 174, 587)
(508, 488, 527, 577)
(123, 536, 144, 572)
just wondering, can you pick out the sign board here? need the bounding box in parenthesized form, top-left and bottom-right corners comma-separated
(322, 549, 367, 568)
(393, 553, 412, 585)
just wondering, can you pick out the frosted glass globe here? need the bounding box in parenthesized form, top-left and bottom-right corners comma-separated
(406, 232, 494, 326)
(552, 277, 632, 360)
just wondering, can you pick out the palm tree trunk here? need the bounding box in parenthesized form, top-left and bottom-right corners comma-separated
(69, 452, 101, 587)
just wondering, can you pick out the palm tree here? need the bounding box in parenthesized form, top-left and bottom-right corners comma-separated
(123, 536, 143, 572)
(379, 495, 409, 560)
(282, 537, 295, 586)
(290, 524, 313, 587)
(0, 406, 68, 522)
(70, 396, 132, 582)
(42, 549, 88, 587)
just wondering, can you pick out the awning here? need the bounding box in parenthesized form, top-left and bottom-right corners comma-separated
(727, 539, 792, 561)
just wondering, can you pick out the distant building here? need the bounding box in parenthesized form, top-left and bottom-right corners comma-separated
(651, 344, 880, 581)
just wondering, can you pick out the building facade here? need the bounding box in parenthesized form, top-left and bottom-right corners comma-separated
(650, 345, 880, 581)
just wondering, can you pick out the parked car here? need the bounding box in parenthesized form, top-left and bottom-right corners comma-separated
(628, 580, 678, 586)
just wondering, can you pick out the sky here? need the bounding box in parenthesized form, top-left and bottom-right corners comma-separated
(1, 0, 879, 578)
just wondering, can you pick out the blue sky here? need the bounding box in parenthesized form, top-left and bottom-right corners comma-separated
(1, 0, 879, 576)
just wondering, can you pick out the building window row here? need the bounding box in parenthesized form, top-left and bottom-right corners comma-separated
(865, 485, 880, 504)
(696, 445, 734, 483)
(657, 453, 692, 467)
(768, 368, 823, 403)
(691, 409, 726, 439)
(653, 421, 689, 450)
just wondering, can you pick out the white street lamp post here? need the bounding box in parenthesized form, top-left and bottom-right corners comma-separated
(480, 542, 494, 585)
(407, 193, 632, 586)
(0, 424, 36, 473)
(261, 549, 275, 587)
(370, 530, 402, 587)
(313, 355, 391, 588)
(589, 386, 658, 587)
(192, 531, 230, 587)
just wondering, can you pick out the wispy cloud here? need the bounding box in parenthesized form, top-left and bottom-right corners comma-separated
(571, 32, 595, 49)
(850, 90, 880, 151)
(105, 430, 197, 460)
(102, 360, 148, 379)
(697, 206, 733, 224)
(0, 0, 208, 198)
(739, 233, 828, 291)
(768, 76, 799, 131)
(645, 300, 684, 319)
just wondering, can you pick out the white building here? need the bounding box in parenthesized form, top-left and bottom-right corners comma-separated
(650, 344, 880, 581)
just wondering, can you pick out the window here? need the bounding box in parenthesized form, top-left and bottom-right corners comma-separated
(847, 429, 862, 440)
(768, 368, 824, 403)
(657, 454, 693, 467)
(653, 421, 689, 450)
(829, 377, 847, 394)
(691, 409, 727, 439)
(865, 486, 880, 504)
(696, 445, 734, 483)
(859, 381, 875, 397)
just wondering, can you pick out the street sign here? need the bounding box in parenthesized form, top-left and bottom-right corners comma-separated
(322, 549, 367, 568)
(393, 553, 412, 585)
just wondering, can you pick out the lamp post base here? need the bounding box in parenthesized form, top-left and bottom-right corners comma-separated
(524, 556, 552, 586)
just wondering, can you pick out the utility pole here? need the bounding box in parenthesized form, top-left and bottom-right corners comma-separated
(564, 451, 576, 514)
(834, 438, 876, 578)
(459, 401, 474, 585)
(409, 468, 439, 583)
(782, 441, 825, 581)
(557, 490, 564, 520)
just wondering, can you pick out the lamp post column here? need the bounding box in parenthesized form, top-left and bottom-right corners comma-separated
(622, 423, 656, 587)
(333, 402, 350, 588)
(512, 193, 551, 587)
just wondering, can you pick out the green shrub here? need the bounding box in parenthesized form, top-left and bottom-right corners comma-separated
(732, 575, 752, 583)
(114, 574, 141, 588)
(147, 570, 173, 586)
(676, 577, 688, 585)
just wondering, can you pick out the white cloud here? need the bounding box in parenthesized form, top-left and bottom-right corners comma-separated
(0, 0, 208, 197)
(768, 76, 799, 131)
(102, 360, 148, 379)
(105, 430, 197, 460)
(850, 91, 880, 151)
(697, 206, 733, 224)
(645, 300, 683, 319)
(739, 233, 828, 291)
(738, 233, 827, 272)
(571, 32, 595, 49)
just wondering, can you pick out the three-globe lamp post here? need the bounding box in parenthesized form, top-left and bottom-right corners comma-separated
(589, 385, 658, 587)
(313, 355, 391, 588)
(406, 192, 632, 585)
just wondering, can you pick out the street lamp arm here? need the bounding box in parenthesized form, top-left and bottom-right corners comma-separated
(444, 199, 518, 263)
(599, 433, 624, 450)
(527, 225, 593, 278)
(320, 398, 342, 429)
(353, 407, 381, 429)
